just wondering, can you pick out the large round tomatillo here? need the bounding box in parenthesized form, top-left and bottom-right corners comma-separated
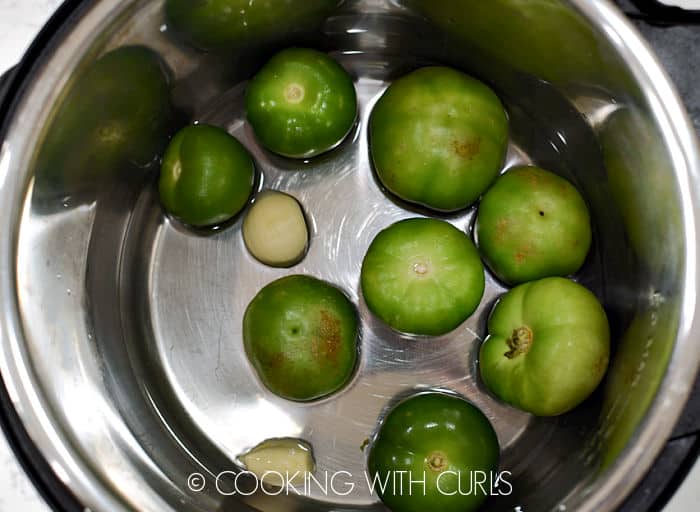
(243, 275, 359, 401)
(370, 66, 508, 212)
(476, 165, 592, 285)
(368, 392, 499, 512)
(479, 277, 610, 416)
(159, 124, 255, 227)
(361, 218, 485, 336)
(246, 48, 357, 158)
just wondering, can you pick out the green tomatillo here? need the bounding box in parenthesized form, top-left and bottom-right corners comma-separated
(368, 392, 500, 512)
(476, 165, 592, 285)
(243, 275, 359, 401)
(246, 48, 357, 158)
(370, 66, 509, 212)
(361, 218, 485, 336)
(479, 277, 610, 416)
(159, 124, 255, 227)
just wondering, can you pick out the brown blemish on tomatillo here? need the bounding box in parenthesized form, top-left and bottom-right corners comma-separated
(504, 325, 534, 359)
(317, 310, 341, 362)
(426, 451, 449, 473)
(452, 137, 481, 159)
(494, 218, 509, 242)
(523, 169, 542, 187)
(514, 243, 533, 264)
(265, 352, 286, 369)
(593, 353, 608, 376)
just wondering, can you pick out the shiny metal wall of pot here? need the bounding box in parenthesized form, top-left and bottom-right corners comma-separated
(0, 1, 699, 511)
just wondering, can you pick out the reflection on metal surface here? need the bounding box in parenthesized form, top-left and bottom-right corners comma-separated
(601, 107, 683, 280)
(599, 293, 678, 468)
(31, 45, 180, 210)
(164, 0, 342, 52)
(405, 0, 618, 90)
(0, 0, 699, 512)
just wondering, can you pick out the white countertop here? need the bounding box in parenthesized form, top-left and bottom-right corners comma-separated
(0, 1, 698, 511)
(0, 0, 63, 73)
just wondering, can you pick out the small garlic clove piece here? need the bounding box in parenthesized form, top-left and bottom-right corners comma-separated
(243, 191, 309, 267)
(239, 438, 315, 487)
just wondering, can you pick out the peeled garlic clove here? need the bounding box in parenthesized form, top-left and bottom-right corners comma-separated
(239, 438, 315, 487)
(243, 191, 309, 267)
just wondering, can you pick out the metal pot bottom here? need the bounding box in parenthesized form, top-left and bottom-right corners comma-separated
(111, 51, 606, 509)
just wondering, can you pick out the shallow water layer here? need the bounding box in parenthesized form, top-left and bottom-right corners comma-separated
(116, 47, 606, 508)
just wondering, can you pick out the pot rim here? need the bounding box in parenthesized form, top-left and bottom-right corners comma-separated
(563, 0, 700, 510)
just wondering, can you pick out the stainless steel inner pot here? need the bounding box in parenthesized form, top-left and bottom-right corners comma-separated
(1, 1, 700, 511)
